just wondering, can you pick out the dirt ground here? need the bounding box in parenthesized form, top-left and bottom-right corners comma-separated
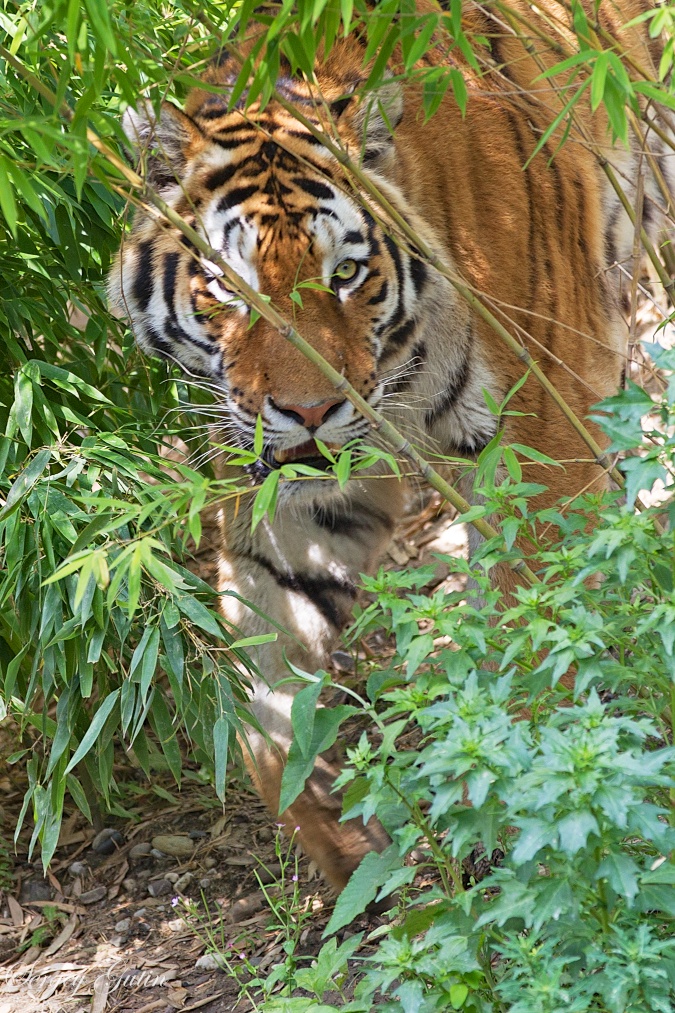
(0, 496, 466, 1013)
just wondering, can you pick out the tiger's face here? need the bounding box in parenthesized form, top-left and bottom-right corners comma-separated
(110, 86, 432, 490)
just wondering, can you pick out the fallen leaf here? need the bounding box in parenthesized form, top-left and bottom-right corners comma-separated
(43, 913, 79, 957)
(7, 897, 23, 927)
(166, 986, 188, 1008)
(91, 973, 109, 1013)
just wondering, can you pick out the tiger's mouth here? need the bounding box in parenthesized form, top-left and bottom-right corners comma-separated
(247, 439, 343, 481)
(272, 439, 341, 469)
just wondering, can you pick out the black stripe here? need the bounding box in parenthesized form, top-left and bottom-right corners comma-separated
(204, 164, 238, 191)
(163, 251, 180, 321)
(133, 240, 154, 312)
(312, 503, 395, 536)
(247, 553, 356, 629)
(383, 317, 416, 353)
(343, 229, 365, 245)
(409, 254, 428, 295)
(454, 431, 493, 457)
(199, 103, 231, 120)
(217, 184, 258, 211)
(213, 136, 246, 150)
(368, 280, 388, 305)
(164, 316, 216, 354)
(424, 355, 471, 429)
(293, 177, 334, 200)
(144, 323, 176, 360)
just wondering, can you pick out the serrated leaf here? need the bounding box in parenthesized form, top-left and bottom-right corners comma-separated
(324, 845, 401, 935)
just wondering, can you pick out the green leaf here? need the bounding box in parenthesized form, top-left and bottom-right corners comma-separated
(175, 594, 222, 639)
(279, 705, 356, 812)
(0, 449, 51, 522)
(0, 155, 18, 236)
(450, 984, 468, 1009)
(251, 468, 281, 531)
(291, 676, 326, 757)
(65, 690, 120, 773)
(597, 852, 640, 904)
(213, 716, 230, 803)
(324, 845, 401, 935)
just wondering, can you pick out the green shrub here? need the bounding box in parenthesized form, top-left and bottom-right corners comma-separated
(267, 381, 675, 1011)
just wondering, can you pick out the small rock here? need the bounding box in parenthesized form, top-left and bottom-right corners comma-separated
(121, 878, 137, 893)
(148, 878, 172, 898)
(19, 879, 52, 903)
(257, 827, 274, 843)
(198, 877, 211, 890)
(114, 918, 131, 934)
(150, 849, 167, 860)
(188, 830, 208, 840)
(79, 886, 107, 905)
(164, 872, 180, 884)
(256, 865, 281, 885)
(151, 835, 195, 858)
(136, 869, 152, 882)
(229, 893, 265, 922)
(133, 908, 146, 919)
(91, 828, 124, 855)
(203, 857, 217, 870)
(174, 872, 193, 892)
(129, 842, 153, 860)
(195, 953, 227, 972)
(111, 935, 125, 948)
(68, 861, 88, 877)
(168, 918, 183, 932)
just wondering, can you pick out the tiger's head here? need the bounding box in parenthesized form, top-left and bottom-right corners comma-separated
(109, 56, 436, 492)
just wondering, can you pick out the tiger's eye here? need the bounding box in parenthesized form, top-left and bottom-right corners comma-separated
(334, 259, 358, 281)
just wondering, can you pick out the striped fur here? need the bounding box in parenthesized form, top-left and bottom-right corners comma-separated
(109, 0, 673, 890)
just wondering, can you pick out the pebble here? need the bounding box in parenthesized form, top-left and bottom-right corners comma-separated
(229, 893, 264, 922)
(148, 878, 172, 898)
(203, 857, 217, 870)
(174, 872, 193, 892)
(68, 861, 88, 877)
(195, 953, 227, 972)
(133, 908, 146, 920)
(79, 886, 107, 905)
(19, 879, 52, 903)
(164, 872, 180, 884)
(151, 835, 195, 858)
(151, 849, 167, 860)
(198, 877, 211, 890)
(91, 828, 124, 855)
(256, 862, 282, 885)
(188, 830, 208, 840)
(168, 918, 183, 932)
(121, 878, 137, 893)
(129, 842, 152, 860)
(114, 918, 131, 934)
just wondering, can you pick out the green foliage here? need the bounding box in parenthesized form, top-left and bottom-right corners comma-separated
(1, 0, 675, 1008)
(264, 381, 675, 1011)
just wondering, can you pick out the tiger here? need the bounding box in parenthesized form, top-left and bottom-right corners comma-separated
(109, 0, 674, 892)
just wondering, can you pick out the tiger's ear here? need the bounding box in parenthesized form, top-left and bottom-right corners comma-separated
(350, 81, 404, 167)
(122, 101, 205, 187)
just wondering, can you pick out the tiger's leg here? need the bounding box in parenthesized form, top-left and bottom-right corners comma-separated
(218, 472, 406, 891)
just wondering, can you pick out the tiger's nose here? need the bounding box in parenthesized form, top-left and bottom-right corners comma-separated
(272, 398, 346, 431)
